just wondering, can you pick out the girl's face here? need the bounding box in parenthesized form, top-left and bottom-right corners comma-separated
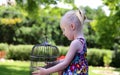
(60, 22, 74, 40)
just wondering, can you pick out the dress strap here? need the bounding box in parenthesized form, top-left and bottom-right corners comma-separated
(77, 38, 85, 45)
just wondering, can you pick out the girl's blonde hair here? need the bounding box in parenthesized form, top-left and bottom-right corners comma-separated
(62, 10, 86, 28)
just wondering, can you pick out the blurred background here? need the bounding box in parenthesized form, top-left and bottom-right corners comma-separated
(0, 0, 120, 75)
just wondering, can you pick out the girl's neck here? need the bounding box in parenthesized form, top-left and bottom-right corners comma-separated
(74, 32, 84, 39)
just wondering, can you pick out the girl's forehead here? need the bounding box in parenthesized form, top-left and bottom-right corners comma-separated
(60, 23, 65, 28)
(60, 22, 68, 28)
(60, 17, 69, 25)
(60, 20, 66, 27)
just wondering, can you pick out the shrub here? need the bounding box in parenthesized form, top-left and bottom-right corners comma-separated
(7, 45, 68, 60)
(87, 48, 112, 66)
(0, 43, 9, 58)
(58, 46, 68, 56)
(111, 49, 120, 67)
(7, 45, 114, 67)
(7, 45, 33, 60)
(0, 43, 8, 51)
(58, 47, 113, 66)
(103, 53, 112, 67)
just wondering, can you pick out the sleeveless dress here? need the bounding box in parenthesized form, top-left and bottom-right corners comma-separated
(62, 38, 88, 75)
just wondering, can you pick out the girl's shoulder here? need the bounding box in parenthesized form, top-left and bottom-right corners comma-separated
(70, 39, 83, 50)
(71, 39, 81, 45)
(72, 37, 85, 44)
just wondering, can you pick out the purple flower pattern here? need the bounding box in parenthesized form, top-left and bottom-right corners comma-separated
(62, 38, 88, 75)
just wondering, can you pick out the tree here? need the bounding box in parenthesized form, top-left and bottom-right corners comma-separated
(83, 6, 106, 48)
(14, 0, 76, 45)
(15, 0, 58, 17)
(90, 0, 120, 49)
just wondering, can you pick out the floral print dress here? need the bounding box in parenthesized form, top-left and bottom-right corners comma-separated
(62, 38, 88, 75)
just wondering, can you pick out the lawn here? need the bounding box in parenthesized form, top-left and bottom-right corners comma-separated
(0, 60, 30, 75)
(0, 60, 120, 75)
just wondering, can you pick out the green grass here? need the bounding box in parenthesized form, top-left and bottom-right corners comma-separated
(0, 60, 120, 75)
(0, 60, 30, 75)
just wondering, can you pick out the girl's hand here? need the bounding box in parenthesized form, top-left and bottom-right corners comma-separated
(32, 67, 46, 75)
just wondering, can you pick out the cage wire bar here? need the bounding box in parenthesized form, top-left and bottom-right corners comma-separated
(30, 40, 59, 75)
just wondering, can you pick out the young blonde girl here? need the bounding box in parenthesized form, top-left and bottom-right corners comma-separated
(32, 10, 88, 75)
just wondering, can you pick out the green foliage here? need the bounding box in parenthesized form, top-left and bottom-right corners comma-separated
(6, 44, 120, 67)
(103, 0, 120, 11)
(90, 6, 120, 49)
(7, 45, 114, 67)
(0, 6, 69, 45)
(58, 46, 69, 55)
(7, 45, 67, 60)
(0, 6, 26, 44)
(0, 6, 23, 18)
(111, 49, 120, 67)
(84, 6, 106, 48)
(0, 0, 119, 49)
(84, 6, 101, 20)
(95, 0, 120, 49)
(0, 43, 8, 51)
(103, 53, 112, 67)
(15, 0, 58, 18)
(7, 45, 33, 60)
(87, 48, 112, 66)
(87, 49, 103, 66)
(14, 5, 79, 45)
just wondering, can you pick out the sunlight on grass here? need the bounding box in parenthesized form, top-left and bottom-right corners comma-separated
(89, 66, 120, 75)
(89, 66, 103, 75)
(0, 60, 120, 75)
(0, 60, 30, 75)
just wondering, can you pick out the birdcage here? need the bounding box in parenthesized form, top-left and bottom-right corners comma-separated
(30, 39, 59, 75)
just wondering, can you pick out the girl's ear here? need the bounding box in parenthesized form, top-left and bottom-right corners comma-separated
(70, 23, 76, 31)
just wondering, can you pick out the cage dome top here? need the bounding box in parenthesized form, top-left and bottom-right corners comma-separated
(30, 41, 59, 62)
